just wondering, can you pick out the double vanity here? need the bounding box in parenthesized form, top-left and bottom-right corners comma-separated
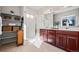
(40, 28, 79, 52)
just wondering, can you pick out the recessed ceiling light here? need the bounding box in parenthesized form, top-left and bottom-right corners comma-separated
(30, 15, 34, 19)
(26, 14, 30, 18)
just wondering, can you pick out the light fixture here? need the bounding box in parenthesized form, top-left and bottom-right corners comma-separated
(10, 10, 14, 15)
(9, 23, 16, 26)
(26, 14, 34, 19)
(63, 6, 72, 8)
(30, 15, 34, 19)
(26, 14, 30, 18)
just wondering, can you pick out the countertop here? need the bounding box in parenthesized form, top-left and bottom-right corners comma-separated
(40, 28, 79, 32)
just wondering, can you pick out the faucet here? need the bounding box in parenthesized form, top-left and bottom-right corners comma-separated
(66, 20, 69, 29)
(66, 27, 69, 29)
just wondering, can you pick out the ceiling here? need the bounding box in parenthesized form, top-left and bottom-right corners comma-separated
(25, 6, 79, 14)
(26, 6, 71, 13)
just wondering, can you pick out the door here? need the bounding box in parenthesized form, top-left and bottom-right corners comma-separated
(47, 30, 56, 45)
(40, 29, 44, 41)
(43, 30, 47, 42)
(56, 34, 66, 49)
(66, 36, 78, 51)
(40, 29, 48, 42)
(17, 30, 23, 46)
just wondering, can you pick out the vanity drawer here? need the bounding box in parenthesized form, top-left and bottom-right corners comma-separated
(48, 30, 56, 34)
(66, 31, 79, 36)
(56, 30, 67, 34)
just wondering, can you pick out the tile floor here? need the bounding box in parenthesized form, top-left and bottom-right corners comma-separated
(0, 41, 65, 52)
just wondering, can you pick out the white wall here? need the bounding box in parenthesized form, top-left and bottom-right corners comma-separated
(36, 13, 53, 29)
(44, 13, 53, 28)
(36, 15, 44, 29)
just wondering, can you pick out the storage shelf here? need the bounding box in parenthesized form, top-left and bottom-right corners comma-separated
(1, 36, 16, 39)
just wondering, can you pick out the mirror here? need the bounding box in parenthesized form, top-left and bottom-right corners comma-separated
(62, 15, 76, 26)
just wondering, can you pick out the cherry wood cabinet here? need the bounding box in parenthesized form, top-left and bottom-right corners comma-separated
(47, 30, 56, 45)
(40, 29, 48, 42)
(40, 29, 79, 52)
(56, 34, 66, 49)
(66, 36, 78, 51)
(56, 30, 67, 50)
(66, 32, 79, 51)
(56, 31, 79, 51)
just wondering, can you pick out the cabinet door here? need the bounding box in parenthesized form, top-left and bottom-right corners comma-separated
(40, 29, 44, 41)
(40, 29, 47, 42)
(56, 34, 66, 49)
(66, 36, 78, 51)
(43, 30, 48, 42)
(17, 30, 23, 46)
(48, 30, 56, 45)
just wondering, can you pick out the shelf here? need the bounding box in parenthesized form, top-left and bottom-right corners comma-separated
(1, 13, 22, 27)
(1, 36, 16, 39)
(1, 31, 17, 44)
(1, 38, 16, 44)
(2, 26, 21, 31)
